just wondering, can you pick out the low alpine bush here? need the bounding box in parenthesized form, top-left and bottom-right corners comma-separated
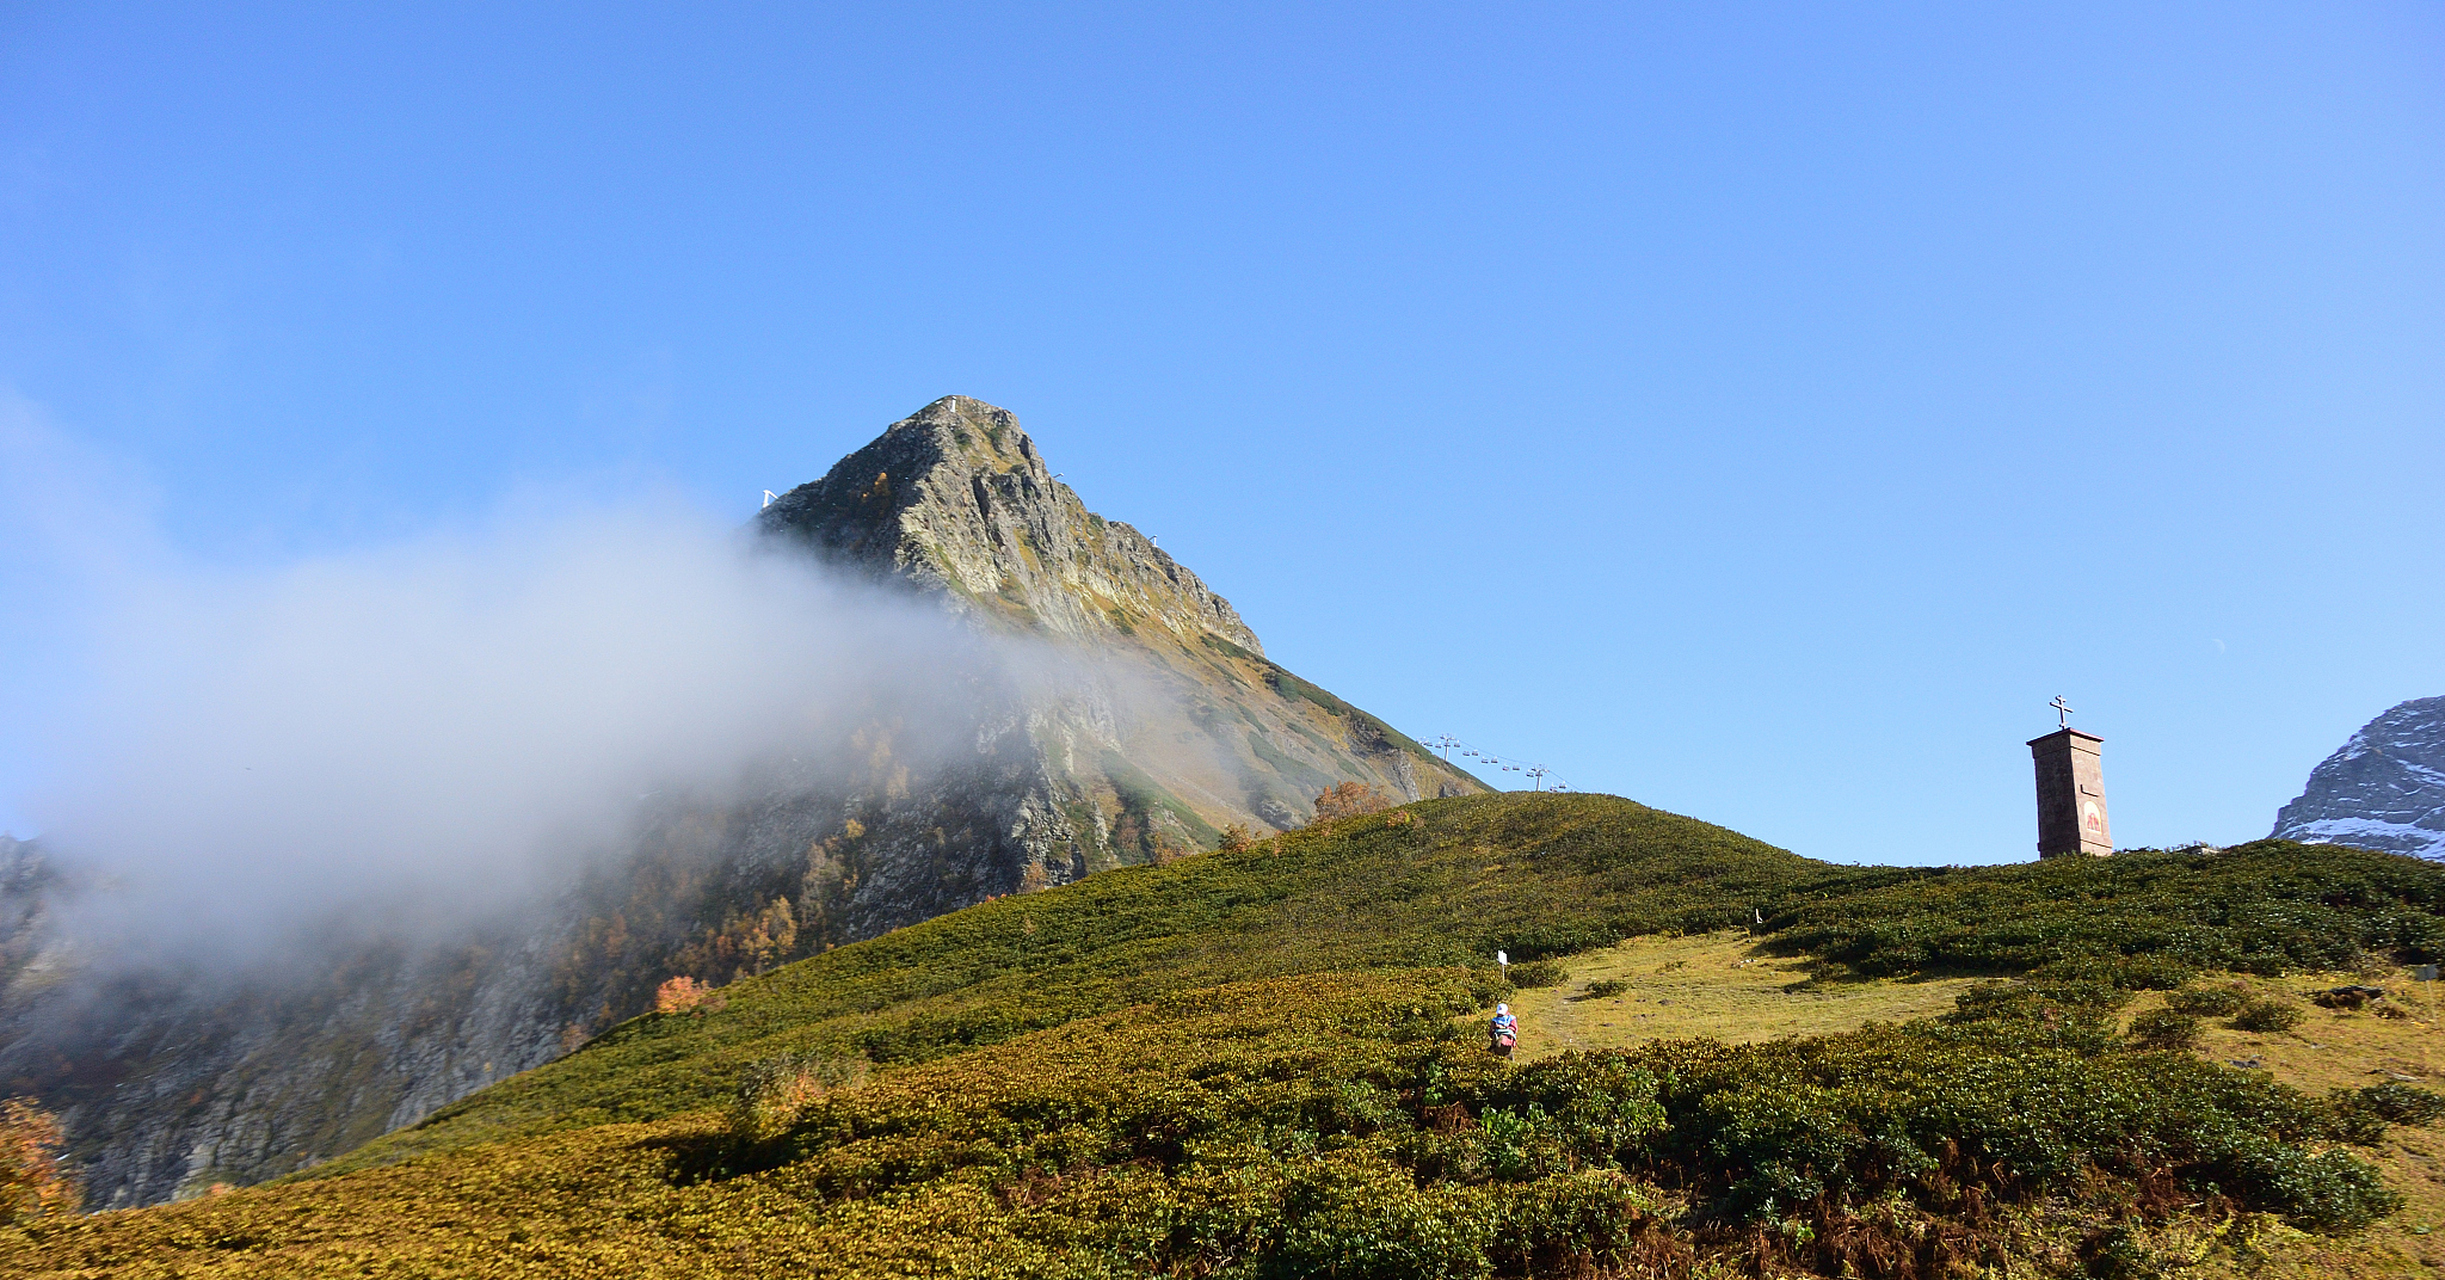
(2168, 983, 2252, 1017)
(2126, 1008, 2202, 1051)
(2234, 997, 2306, 1033)
(1504, 960, 1569, 989)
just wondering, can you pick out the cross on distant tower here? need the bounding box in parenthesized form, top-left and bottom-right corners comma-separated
(2050, 695, 2074, 730)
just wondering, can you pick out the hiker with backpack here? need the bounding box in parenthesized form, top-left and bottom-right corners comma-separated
(1488, 1002, 1518, 1059)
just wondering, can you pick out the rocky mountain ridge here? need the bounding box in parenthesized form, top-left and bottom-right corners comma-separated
(0, 396, 1485, 1206)
(2272, 695, 2445, 860)
(758, 395, 1260, 654)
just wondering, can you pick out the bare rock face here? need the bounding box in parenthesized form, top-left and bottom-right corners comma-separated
(760, 395, 1261, 654)
(3, 396, 1486, 1207)
(2272, 696, 2445, 859)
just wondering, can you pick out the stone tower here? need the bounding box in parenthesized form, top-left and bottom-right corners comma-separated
(2029, 726, 2113, 857)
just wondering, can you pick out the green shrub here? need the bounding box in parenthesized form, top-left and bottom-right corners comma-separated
(2330, 1082, 2445, 1144)
(1467, 1054, 1669, 1162)
(2127, 1008, 2202, 1051)
(1581, 979, 1628, 999)
(1766, 840, 2445, 983)
(2045, 954, 2199, 991)
(2354, 1082, 2445, 1125)
(1269, 1152, 1494, 1280)
(1505, 960, 1569, 989)
(2234, 997, 2305, 1033)
(2168, 984, 2251, 1017)
(1481, 1171, 1665, 1274)
(1936, 978, 2128, 1055)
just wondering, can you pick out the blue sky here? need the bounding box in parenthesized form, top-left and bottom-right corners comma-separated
(3, 2, 2440, 864)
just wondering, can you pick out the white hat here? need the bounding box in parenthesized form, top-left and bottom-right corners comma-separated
(1496, 1003, 1509, 1015)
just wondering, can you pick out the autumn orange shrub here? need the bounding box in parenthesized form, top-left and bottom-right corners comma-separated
(1312, 781, 1392, 822)
(653, 975, 715, 1015)
(0, 1097, 80, 1223)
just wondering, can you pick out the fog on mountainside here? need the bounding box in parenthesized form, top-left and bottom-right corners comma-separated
(2, 427, 1004, 955)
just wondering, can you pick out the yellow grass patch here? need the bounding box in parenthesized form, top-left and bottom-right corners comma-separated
(1487, 931, 1986, 1058)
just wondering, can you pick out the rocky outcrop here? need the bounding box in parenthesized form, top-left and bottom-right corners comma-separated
(2272, 697, 2445, 859)
(3, 396, 1487, 1206)
(760, 395, 1260, 654)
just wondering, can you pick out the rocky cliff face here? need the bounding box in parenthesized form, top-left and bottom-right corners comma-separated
(759, 395, 1260, 654)
(2, 396, 1485, 1207)
(2272, 696, 2445, 860)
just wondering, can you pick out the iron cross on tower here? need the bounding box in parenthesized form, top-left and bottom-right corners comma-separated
(2050, 695, 2074, 730)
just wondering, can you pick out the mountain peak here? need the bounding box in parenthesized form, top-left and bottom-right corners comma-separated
(758, 397, 1261, 655)
(860, 395, 1044, 481)
(2272, 695, 2445, 858)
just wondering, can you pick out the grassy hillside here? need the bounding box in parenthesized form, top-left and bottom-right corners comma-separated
(299, 793, 1824, 1175)
(12, 795, 2445, 1278)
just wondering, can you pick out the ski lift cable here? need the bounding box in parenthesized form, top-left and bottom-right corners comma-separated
(1431, 734, 1574, 793)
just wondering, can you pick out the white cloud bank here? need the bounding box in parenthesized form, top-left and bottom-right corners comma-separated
(0, 393, 991, 951)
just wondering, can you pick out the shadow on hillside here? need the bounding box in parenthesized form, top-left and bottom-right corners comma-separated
(646, 1127, 794, 1186)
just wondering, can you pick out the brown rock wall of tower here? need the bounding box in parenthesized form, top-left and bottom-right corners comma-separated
(2029, 729, 2112, 857)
